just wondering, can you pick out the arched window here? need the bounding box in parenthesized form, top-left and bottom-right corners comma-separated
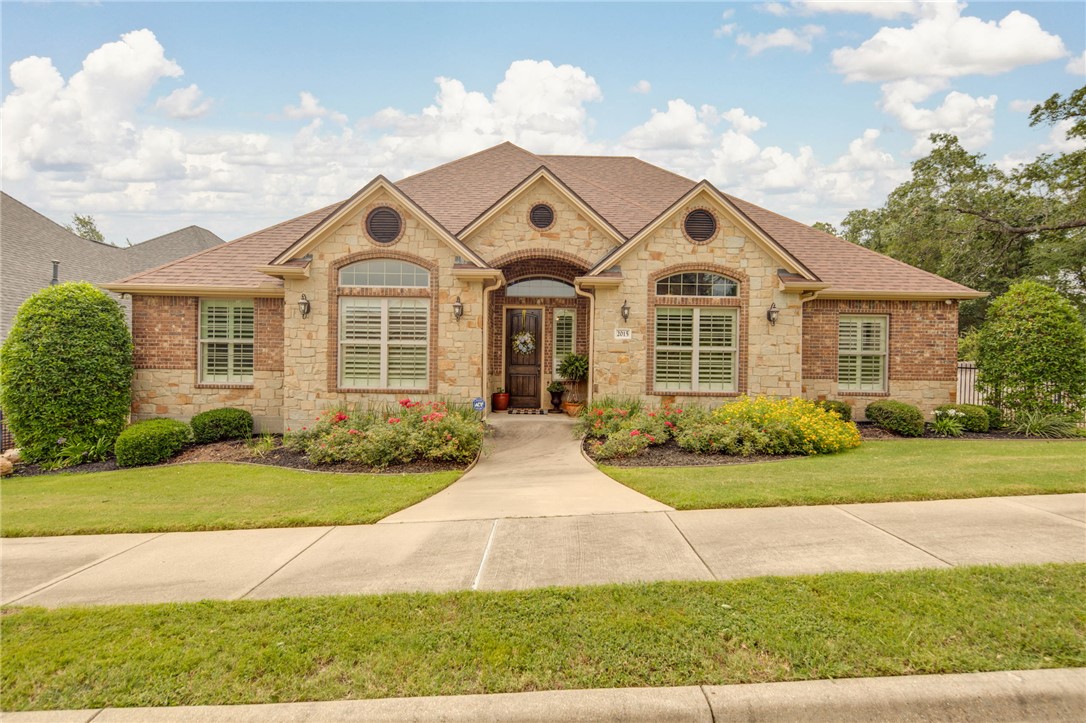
(505, 278, 576, 298)
(655, 272, 738, 297)
(339, 259, 429, 288)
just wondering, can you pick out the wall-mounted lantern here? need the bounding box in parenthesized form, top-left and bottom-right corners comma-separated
(453, 296, 464, 320)
(766, 303, 780, 326)
(620, 299, 630, 322)
(298, 293, 311, 319)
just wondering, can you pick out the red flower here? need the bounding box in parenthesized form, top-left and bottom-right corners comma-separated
(648, 435, 656, 442)
(630, 429, 641, 437)
(301, 426, 307, 431)
(648, 412, 656, 417)
(333, 412, 348, 423)
(664, 421, 674, 428)
(348, 429, 360, 435)
(388, 417, 401, 424)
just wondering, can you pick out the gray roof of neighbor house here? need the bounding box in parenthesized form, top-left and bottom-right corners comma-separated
(106, 142, 983, 299)
(0, 192, 224, 338)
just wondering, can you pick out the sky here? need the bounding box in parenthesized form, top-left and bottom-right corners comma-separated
(2, 1, 1084, 245)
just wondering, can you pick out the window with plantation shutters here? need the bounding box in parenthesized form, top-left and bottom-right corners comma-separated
(340, 298, 428, 389)
(838, 315, 887, 392)
(553, 309, 575, 373)
(200, 300, 254, 383)
(654, 307, 737, 392)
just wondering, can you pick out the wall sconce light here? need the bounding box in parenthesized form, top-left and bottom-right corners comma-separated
(766, 303, 780, 326)
(298, 294, 311, 319)
(453, 296, 464, 320)
(620, 300, 630, 322)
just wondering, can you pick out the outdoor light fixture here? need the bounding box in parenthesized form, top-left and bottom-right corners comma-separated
(766, 303, 780, 326)
(298, 294, 311, 319)
(453, 296, 464, 320)
(620, 299, 630, 322)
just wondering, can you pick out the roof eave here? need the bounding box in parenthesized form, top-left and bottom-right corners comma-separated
(256, 264, 310, 280)
(816, 290, 989, 301)
(101, 283, 285, 298)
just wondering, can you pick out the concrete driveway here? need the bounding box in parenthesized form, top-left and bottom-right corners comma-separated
(379, 413, 672, 523)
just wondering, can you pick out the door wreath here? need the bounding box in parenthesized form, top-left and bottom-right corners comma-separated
(512, 330, 536, 355)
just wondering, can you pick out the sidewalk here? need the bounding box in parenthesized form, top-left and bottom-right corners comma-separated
(3, 493, 1082, 608)
(4, 669, 1083, 722)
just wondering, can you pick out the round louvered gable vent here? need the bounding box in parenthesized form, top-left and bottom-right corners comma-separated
(684, 210, 717, 242)
(529, 204, 555, 229)
(366, 207, 402, 243)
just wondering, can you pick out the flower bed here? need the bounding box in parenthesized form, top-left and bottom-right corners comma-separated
(284, 400, 485, 469)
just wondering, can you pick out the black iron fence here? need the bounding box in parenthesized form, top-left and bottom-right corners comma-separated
(958, 361, 1085, 421)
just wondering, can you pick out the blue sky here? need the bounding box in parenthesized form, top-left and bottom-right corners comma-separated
(2, 1, 1084, 244)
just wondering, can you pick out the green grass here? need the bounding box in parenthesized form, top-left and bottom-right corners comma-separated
(2, 564, 1083, 711)
(604, 439, 1086, 510)
(0, 463, 461, 537)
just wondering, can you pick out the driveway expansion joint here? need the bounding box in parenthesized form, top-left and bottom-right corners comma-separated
(832, 504, 956, 568)
(238, 526, 336, 600)
(471, 519, 499, 590)
(665, 510, 717, 580)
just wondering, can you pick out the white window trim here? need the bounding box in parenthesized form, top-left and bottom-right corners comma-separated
(553, 309, 576, 373)
(339, 297, 429, 390)
(199, 299, 254, 384)
(838, 314, 888, 392)
(654, 306, 738, 392)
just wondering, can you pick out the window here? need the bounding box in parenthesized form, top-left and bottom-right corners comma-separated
(340, 298, 428, 389)
(656, 272, 738, 297)
(200, 300, 254, 383)
(654, 307, 737, 392)
(339, 259, 429, 288)
(839, 315, 887, 392)
(505, 278, 576, 298)
(554, 309, 575, 372)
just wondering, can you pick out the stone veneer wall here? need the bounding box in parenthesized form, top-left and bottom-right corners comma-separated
(802, 298, 959, 419)
(592, 191, 804, 405)
(130, 295, 285, 431)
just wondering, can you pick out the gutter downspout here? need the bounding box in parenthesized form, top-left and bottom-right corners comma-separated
(573, 281, 595, 406)
(480, 274, 505, 419)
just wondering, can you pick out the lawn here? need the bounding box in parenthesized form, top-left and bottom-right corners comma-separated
(0, 463, 461, 537)
(2, 564, 1082, 711)
(604, 439, 1086, 510)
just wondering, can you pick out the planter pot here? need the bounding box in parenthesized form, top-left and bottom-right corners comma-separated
(562, 401, 584, 417)
(549, 390, 564, 412)
(491, 393, 510, 412)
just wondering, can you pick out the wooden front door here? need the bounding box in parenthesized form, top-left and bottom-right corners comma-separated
(506, 308, 542, 408)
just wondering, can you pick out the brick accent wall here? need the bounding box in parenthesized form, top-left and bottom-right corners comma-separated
(255, 298, 284, 372)
(132, 296, 198, 369)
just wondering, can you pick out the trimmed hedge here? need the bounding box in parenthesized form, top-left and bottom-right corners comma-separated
(115, 419, 193, 468)
(814, 399, 852, 422)
(190, 408, 253, 444)
(865, 400, 925, 437)
(934, 404, 989, 433)
(981, 404, 1004, 430)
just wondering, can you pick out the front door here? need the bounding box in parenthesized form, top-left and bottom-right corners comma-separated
(506, 308, 542, 408)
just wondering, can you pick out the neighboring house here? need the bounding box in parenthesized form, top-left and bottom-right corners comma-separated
(0, 192, 224, 339)
(103, 142, 983, 432)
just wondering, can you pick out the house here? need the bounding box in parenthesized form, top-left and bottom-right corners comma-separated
(0, 192, 224, 339)
(103, 142, 983, 432)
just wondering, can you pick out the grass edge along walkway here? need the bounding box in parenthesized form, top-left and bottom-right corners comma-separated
(602, 439, 1086, 510)
(2, 563, 1084, 711)
(0, 463, 463, 537)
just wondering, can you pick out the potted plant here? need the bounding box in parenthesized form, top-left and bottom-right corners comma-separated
(491, 387, 510, 412)
(546, 380, 565, 413)
(557, 353, 589, 416)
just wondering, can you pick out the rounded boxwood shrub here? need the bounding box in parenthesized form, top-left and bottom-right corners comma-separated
(934, 403, 989, 433)
(865, 400, 925, 437)
(115, 419, 193, 468)
(190, 407, 253, 444)
(981, 404, 1004, 430)
(0, 282, 132, 463)
(814, 399, 852, 422)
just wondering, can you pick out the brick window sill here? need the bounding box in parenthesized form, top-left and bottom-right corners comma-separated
(196, 383, 254, 390)
(649, 390, 743, 398)
(838, 391, 890, 397)
(334, 387, 436, 395)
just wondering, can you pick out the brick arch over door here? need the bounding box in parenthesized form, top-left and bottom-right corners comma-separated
(646, 262, 750, 397)
(488, 253, 590, 378)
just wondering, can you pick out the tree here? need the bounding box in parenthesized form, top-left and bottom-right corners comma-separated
(811, 221, 839, 236)
(838, 85, 1086, 329)
(64, 213, 106, 243)
(976, 281, 1086, 416)
(0, 282, 132, 463)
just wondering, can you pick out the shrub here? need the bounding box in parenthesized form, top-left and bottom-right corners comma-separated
(931, 409, 965, 437)
(115, 419, 193, 468)
(976, 281, 1086, 417)
(934, 404, 989, 433)
(865, 400, 925, 437)
(590, 430, 653, 460)
(981, 405, 1004, 430)
(0, 282, 132, 463)
(1008, 410, 1081, 439)
(814, 399, 852, 422)
(190, 408, 254, 444)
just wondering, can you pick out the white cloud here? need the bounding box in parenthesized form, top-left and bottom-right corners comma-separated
(1068, 51, 1086, 75)
(1009, 99, 1038, 113)
(737, 25, 824, 55)
(762, 2, 790, 17)
(621, 99, 714, 150)
(630, 79, 652, 94)
(792, 1, 921, 19)
(283, 91, 347, 124)
(832, 3, 1067, 83)
(721, 107, 767, 135)
(714, 23, 737, 38)
(880, 80, 998, 152)
(154, 84, 212, 119)
(721, 9, 735, 20)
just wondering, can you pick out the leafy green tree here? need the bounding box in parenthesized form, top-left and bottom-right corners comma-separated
(811, 221, 839, 236)
(976, 281, 1086, 416)
(0, 282, 132, 463)
(64, 213, 106, 243)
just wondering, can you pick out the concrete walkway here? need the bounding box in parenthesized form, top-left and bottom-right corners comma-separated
(3, 493, 1083, 608)
(380, 413, 671, 523)
(5, 668, 1084, 722)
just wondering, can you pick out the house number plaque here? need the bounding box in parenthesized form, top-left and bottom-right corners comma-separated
(614, 328, 632, 340)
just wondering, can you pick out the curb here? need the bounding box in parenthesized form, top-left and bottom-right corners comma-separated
(4, 668, 1082, 722)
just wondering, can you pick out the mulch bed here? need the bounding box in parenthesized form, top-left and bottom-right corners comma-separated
(857, 423, 1084, 441)
(584, 437, 801, 468)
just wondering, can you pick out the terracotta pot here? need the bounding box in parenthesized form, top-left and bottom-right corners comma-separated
(562, 402, 584, 417)
(491, 392, 510, 411)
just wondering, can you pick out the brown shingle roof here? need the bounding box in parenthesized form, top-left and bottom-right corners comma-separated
(108, 142, 981, 298)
